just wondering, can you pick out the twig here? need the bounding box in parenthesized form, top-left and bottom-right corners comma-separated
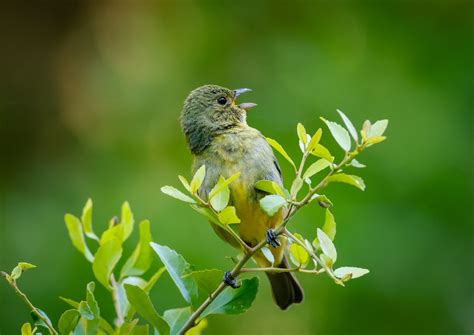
(1, 271, 58, 335)
(222, 225, 253, 253)
(110, 274, 124, 327)
(240, 267, 320, 274)
(283, 229, 343, 285)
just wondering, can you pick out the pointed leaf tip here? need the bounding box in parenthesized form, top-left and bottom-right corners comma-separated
(337, 109, 358, 142)
(161, 186, 196, 203)
(266, 137, 296, 169)
(190, 165, 206, 194)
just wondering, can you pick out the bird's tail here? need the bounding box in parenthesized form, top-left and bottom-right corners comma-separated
(265, 257, 304, 310)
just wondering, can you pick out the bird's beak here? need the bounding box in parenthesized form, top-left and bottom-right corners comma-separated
(233, 88, 257, 111)
(234, 88, 252, 97)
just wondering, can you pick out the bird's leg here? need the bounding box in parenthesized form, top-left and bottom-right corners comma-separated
(266, 229, 281, 248)
(223, 271, 240, 289)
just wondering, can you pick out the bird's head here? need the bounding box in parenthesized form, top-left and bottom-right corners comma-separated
(180, 84, 256, 154)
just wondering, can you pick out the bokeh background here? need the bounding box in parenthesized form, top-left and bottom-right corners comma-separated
(1, 1, 472, 334)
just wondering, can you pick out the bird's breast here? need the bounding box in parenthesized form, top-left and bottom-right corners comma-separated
(194, 129, 283, 245)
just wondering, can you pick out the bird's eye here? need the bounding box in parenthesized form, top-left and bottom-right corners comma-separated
(217, 97, 227, 105)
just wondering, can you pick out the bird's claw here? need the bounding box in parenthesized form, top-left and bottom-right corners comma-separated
(266, 229, 281, 248)
(223, 271, 240, 289)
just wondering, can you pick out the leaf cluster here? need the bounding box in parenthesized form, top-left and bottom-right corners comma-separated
(3, 110, 388, 335)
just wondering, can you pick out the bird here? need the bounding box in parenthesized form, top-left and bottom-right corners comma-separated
(180, 84, 303, 310)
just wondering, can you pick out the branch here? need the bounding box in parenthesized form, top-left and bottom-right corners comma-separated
(1, 271, 58, 335)
(178, 238, 267, 335)
(179, 146, 365, 333)
(296, 149, 359, 208)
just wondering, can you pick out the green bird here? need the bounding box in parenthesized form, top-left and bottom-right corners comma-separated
(180, 84, 303, 310)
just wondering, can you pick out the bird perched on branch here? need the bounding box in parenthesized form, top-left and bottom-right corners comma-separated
(180, 84, 303, 310)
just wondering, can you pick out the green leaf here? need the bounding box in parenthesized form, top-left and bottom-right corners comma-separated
(349, 159, 366, 168)
(322, 209, 336, 241)
(60, 296, 80, 309)
(266, 138, 296, 169)
(121, 220, 153, 278)
(190, 165, 206, 194)
(183, 269, 223, 296)
(81, 198, 99, 241)
(317, 228, 337, 263)
(190, 205, 220, 225)
(289, 243, 309, 268)
(259, 195, 286, 217)
(10, 262, 36, 281)
(307, 128, 322, 152)
(99, 203, 134, 245)
(124, 284, 169, 335)
(303, 159, 331, 179)
(208, 172, 241, 200)
(163, 307, 192, 335)
(178, 175, 192, 193)
(161, 186, 196, 204)
(312, 237, 320, 251)
(119, 277, 148, 320)
(334, 267, 370, 280)
(59, 297, 113, 335)
(65, 214, 94, 262)
(321, 117, 351, 152)
(290, 177, 303, 198)
(209, 177, 230, 212)
(365, 136, 386, 146)
(217, 206, 241, 224)
(297, 123, 307, 145)
(201, 277, 259, 318)
(310, 143, 334, 162)
(21, 323, 33, 335)
(78, 301, 94, 320)
(93, 238, 123, 290)
(58, 309, 80, 335)
(327, 173, 365, 191)
(120, 202, 135, 242)
(299, 133, 311, 153)
(311, 194, 333, 208)
(368, 119, 388, 138)
(337, 109, 358, 142)
(85, 282, 100, 318)
(254, 180, 286, 198)
(100, 222, 121, 245)
(150, 243, 198, 306)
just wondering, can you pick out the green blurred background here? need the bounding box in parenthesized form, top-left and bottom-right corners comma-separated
(1, 1, 472, 334)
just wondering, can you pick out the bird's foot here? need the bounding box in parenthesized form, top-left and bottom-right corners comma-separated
(266, 229, 281, 248)
(223, 271, 240, 289)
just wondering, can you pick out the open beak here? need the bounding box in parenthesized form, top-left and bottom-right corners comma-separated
(233, 88, 257, 111)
